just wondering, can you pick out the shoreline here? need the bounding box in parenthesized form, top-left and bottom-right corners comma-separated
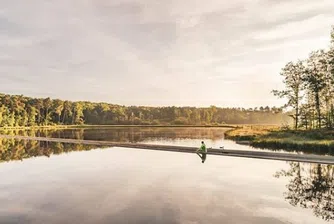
(0, 123, 283, 131)
(225, 127, 334, 155)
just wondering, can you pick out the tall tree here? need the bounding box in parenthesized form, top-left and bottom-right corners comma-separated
(27, 105, 37, 126)
(33, 98, 43, 125)
(62, 101, 72, 124)
(273, 61, 305, 129)
(327, 26, 334, 128)
(71, 102, 84, 125)
(43, 98, 52, 125)
(0, 105, 6, 126)
(53, 99, 64, 123)
(304, 50, 328, 128)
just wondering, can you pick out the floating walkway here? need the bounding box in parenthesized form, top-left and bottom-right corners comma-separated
(1, 135, 334, 165)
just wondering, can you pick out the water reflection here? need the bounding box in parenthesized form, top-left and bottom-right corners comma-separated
(2, 128, 331, 156)
(0, 137, 211, 165)
(255, 144, 334, 156)
(274, 162, 334, 221)
(0, 138, 104, 163)
(196, 152, 207, 163)
(0, 127, 228, 142)
(0, 138, 331, 223)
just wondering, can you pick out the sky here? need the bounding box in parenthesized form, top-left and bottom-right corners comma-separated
(0, 0, 334, 108)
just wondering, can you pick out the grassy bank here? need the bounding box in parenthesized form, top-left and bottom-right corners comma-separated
(225, 126, 334, 155)
(225, 125, 280, 141)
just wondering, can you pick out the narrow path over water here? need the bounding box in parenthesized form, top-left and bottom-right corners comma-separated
(1, 135, 334, 164)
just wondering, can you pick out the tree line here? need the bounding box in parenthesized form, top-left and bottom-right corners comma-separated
(273, 26, 334, 129)
(0, 93, 288, 127)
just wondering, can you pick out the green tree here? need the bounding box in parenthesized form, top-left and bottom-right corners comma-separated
(62, 101, 72, 124)
(27, 105, 37, 126)
(0, 105, 6, 126)
(72, 102, 84, 125)
(272, 61, 305, 129)
(43, 98, 52, 125)
(327, 26, 334, 128)
(53, 99, 64, 123)
(304, 50, 328, 129)
(33, 98, 44, 125)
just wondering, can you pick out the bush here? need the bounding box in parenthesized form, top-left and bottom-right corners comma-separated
(173, 118, 189, 125)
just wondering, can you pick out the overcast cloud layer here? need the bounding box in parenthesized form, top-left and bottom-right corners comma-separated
(1, 0, 334, 107)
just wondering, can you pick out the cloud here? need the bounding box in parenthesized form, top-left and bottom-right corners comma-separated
(0, 0, 333, 107)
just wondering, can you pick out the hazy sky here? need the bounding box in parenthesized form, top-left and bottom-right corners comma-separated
(1, 0, 334, 108)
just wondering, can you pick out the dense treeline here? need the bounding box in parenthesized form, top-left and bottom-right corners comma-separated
(274, 26, 334, 129)
(0, 94, 288, 127)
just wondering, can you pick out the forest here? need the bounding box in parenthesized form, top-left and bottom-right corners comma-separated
(273, 26, 334, 130)
(0, 93, 287, 127)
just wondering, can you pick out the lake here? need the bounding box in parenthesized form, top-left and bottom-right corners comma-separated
(0, 127, 292, 153)
(0, 127, 333, 223)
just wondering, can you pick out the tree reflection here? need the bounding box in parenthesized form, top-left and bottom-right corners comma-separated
(0, 127, 227, 142)
(275, 162, 334, 221)
(0, 138, 105, 163)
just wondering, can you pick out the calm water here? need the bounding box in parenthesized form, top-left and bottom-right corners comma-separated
(0, 127, 291, 153)
(0, 128, 333, 223)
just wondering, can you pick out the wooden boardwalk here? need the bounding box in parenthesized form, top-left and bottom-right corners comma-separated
(1, 135, 334, 165)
